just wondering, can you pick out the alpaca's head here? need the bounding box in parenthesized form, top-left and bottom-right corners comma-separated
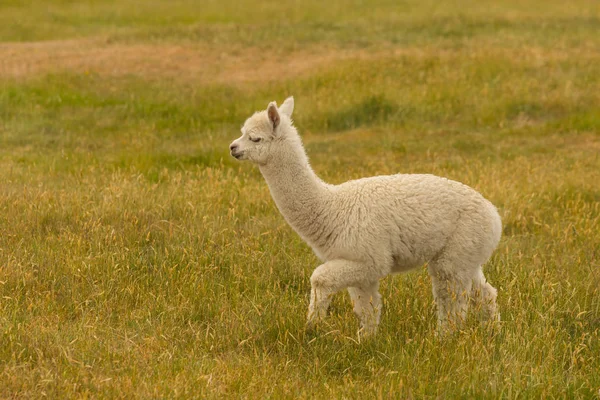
(229, 96, 295, 165)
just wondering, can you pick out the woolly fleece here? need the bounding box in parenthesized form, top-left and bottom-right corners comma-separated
(230, 97, 502, 337)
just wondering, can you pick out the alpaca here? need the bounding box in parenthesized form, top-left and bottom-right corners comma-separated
(229, 97, 502, 337)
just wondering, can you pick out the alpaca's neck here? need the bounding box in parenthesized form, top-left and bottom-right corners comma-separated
(259, 132, 331, 240)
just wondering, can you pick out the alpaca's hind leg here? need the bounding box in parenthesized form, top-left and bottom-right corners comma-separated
(348, 282, 382, 337)
(471, 269, 500, 323)
(307, 259, 378, 329)
(428, 263, 473, 335)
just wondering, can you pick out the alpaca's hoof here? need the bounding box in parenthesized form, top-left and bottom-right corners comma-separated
(305, 316, 322, 333)
(358, 325, 378, 341)
(305, 319, 317, 333)
(306, 307, 327, 327)
(435, 323, 459, 339)
(483, 316, 502, 336)
(305, 318, 332, 336)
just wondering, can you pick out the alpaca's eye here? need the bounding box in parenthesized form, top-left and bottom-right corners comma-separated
(249, 137, 262, 143)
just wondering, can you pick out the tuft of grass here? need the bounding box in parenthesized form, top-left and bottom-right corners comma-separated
(1, 0, 599, 398)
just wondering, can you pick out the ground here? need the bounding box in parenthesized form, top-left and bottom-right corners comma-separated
(0, 0, 599, 398)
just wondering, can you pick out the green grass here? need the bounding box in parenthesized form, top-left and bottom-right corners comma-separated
(1, 0, 599, 398)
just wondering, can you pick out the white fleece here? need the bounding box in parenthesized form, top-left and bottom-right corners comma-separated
(230, 97, 502, 337)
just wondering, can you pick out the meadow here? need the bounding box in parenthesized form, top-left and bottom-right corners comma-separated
(1, 0, 599, 398)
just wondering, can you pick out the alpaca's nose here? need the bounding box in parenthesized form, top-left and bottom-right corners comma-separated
(230, 144, 238, 152)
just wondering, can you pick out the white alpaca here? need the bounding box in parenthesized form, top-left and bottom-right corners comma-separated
(230, 97, 502, 337)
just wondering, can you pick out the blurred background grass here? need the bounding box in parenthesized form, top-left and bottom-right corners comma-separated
(1, 0, 599, 398)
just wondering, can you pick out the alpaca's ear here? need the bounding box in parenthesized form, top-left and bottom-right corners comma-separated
(279, 96, 294, 117)
(267, 101, 280, 130)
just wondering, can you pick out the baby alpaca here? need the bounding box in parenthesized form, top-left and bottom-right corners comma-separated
(230, 97, 502, 337)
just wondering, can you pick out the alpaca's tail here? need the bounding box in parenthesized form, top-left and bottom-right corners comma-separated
(489, 203, 503, 250)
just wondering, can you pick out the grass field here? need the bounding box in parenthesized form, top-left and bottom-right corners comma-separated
(1, 0, 599, 398)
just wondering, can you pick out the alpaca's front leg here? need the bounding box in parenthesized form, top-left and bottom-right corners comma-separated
(306, 259, 378, 330)
(348, 283, 381, 337)
(307, 284, 334, 327)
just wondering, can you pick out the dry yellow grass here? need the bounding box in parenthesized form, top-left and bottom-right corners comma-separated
(3, 37, 598, 85)
(1, 0, 599, 398)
